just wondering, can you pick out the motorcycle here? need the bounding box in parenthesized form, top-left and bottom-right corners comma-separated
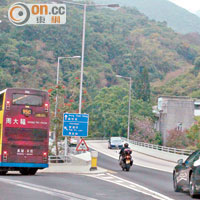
(119, 149, 133, 171)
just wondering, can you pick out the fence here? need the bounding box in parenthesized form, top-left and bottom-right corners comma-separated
(48, 155, 72, 163)
(122, 137, 193, 156)
(48, 138, 194, 162)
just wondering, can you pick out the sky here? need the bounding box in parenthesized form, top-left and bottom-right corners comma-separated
(169, 0, 200, 13)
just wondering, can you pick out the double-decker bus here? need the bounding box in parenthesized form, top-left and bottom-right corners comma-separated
(0, 88, 50, 175)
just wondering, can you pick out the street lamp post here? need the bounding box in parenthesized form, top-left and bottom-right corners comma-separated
(62, 1, 119, 113)
(54, 56, 80, 157)
(116, 75, 132, 141)
(55, 56, 81, 120)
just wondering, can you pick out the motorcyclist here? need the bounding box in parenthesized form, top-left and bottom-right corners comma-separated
(119, 143, 130, 157)
(119, 143, 132, 164)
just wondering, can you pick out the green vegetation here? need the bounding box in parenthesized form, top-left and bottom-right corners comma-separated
(153, 57, 200, 98)
(1, 1, 200, 146)
(166, 117, 200, 150)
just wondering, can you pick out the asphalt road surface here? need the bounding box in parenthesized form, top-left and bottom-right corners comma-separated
(88, 141, 199, 200)
(0, 172, 160, 200)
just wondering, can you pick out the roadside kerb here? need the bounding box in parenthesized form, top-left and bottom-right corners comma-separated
(43, 152, 107, 174)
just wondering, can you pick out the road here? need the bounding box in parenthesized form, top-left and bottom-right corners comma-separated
(87, 141, 199, 200)
(0, 172, 160, 200)
(0, 140, 198, 200)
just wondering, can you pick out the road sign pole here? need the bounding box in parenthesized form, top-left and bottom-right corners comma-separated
(65, 137, 68, 158)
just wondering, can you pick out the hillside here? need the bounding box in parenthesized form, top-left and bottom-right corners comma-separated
(152, 57, 200, 99)
(0, 1, 199, 89)
(92, 0, 200, 34)
(0, 0, 200, 139)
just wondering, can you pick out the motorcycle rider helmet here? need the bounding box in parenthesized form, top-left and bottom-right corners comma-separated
(124, 143, 129, 148)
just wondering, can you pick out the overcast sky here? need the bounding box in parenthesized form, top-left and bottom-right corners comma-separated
(169, 0, 200, 13)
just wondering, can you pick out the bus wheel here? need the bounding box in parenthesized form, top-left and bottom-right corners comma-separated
(29, 168, 38, 175)
(0, 171, 7, 175)
(20, 168, 29, 175)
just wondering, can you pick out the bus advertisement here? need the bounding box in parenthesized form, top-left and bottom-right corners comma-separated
(0, 88, 50, 175)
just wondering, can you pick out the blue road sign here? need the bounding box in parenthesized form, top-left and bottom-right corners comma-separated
(62, 113, 89, 137)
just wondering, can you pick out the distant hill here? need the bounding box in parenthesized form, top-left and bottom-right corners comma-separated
(92, 0, 200, 34)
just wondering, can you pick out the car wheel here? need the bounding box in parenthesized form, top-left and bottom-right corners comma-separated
(189, 173, 197, 198)
(173, 173, 181, 192)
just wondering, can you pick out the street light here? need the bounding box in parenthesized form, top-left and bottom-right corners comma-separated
(55, 56, 81, 120)
(62, 1, 119, 113)
(55, 55, 81, 118)
(116, 75, 132, 141)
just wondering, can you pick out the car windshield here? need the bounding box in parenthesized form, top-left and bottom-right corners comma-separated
(111, 139, 122, 143)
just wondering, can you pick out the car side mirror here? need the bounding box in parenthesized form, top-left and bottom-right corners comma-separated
(177, 159, 183, 165)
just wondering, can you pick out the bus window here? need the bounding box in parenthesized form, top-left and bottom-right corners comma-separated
(12, 94, 43, 106)
(0, 94, 4, 111)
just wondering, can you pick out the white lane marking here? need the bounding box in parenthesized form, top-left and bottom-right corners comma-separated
(15, 184, 71, 200)
(115, 180, 124, 183)
(86, 173, 174, 200)
(0, 178, 97, 200)
(88, 144, 172, 173)
(95, 173, 106, 177)
(99, 176, 113, 180)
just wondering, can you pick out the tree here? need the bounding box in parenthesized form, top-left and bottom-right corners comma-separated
(193, 57, 200, 76)
(131, 116, 159, 143)
(133, 66, 150, 102)
(87, 86, 154, 139)
(166, 129, 189, 148)
(186, 117, 200, 149)
(47, 81, 89, 155)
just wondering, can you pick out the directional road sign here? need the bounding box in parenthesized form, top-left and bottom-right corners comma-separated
(63, 113, 89, 137)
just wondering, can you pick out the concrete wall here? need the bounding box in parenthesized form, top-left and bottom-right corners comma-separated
(159, 98, 194, 145)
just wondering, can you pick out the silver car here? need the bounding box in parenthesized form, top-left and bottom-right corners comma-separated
(108, 137, 123, 149)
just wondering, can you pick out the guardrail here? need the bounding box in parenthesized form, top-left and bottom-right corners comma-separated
(48, 155, 72, 163)
(122, 137, 194, 156)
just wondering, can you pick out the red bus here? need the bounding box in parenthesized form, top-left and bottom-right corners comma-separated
(0, 88, 50, 175)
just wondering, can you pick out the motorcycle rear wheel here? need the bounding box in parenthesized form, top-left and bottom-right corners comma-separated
(126, 164, 130, 171)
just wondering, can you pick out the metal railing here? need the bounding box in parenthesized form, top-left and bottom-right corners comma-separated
(48, 155, 72, 163)
(122, 137, 194, 156)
